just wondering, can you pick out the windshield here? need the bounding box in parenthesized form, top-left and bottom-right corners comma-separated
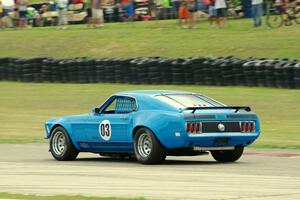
(155, 94, 224, 109)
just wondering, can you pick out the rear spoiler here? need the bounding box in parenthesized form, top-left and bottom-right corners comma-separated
(182, 106, 251, 113)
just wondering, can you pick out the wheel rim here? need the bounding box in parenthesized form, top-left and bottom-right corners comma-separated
(137, 132, 152, 158)
(52, 131, 66, 156)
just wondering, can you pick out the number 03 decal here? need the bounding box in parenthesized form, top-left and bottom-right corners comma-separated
(99, 120, 112, 141)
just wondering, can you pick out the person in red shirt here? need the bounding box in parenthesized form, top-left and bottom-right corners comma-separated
(178, 0, 189, 28)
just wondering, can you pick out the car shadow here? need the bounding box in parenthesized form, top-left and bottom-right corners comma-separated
(75, 157, 137, 163)
(73, 156, 241, 166)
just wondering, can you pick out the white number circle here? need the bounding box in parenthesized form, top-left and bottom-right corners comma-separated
(99, 120, 112, 141)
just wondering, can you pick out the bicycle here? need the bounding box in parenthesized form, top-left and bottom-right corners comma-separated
(266, 0, 300, 28)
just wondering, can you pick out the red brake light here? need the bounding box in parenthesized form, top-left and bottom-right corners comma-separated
(240, 121, 255, 133)
(191, 123, 195, 133)
(186, 122, 202, 134)
(186, 122, 190, 133)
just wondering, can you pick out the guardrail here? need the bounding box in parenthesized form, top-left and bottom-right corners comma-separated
(0, 57, 299, 88)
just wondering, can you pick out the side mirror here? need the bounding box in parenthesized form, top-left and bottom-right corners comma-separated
(92, 108, 100, 114)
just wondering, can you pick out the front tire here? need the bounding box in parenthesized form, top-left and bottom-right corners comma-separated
(134, 128, 166, 164)
(210, 146, 244, 162)
(50, 126, 79, 161)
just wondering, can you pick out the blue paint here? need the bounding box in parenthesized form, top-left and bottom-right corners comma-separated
(45, 90, 260, 154)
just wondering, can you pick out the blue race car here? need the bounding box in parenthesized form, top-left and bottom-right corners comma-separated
(45, 90, 260, 164)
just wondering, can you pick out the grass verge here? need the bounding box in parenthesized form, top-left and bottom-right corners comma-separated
(0, 19, 299, 58)
(0, 193, 144, 200)
(0, 82, 299, 149)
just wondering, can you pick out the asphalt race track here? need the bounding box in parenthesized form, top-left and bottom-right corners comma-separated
(0, 144, 299, 200)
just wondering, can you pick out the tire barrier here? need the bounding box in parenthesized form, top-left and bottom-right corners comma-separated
(0, 57, 299, 89)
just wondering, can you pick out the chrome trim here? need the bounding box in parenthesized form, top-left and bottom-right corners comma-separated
(194, 146, 235, 151)
(188, 132, 258, 137)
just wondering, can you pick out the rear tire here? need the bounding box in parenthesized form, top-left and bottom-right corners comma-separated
(210, 146, 244, 162)
(134, 127, 166, 164)
(50, 126, 79, 161)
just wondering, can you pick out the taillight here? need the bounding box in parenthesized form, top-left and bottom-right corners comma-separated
(240, 121, 255, 133)
(186, 122, 202, 134)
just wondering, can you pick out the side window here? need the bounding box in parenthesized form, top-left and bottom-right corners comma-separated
(103, 99, 117, 114)
(102, 96, 136, 114)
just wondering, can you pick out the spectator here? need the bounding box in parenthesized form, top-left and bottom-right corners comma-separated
(36, 4, 48, 26)
(0, 0, 4, 28)
(2, 0, 14, 27)
(208, 0, 217, 26)
(251, 0, 263, 27)
(188, 0, 197, 28)
(214, 0, 226, 27)
(56, 0, 68, 29)
(171, 0, 180, 18)
(161, 0, 171, 19)
(91, 0, 104, 27)
(178, 0, 189, 28)
(148, 0, 158, 19)
(275, 0, 286, 14)
(120, 0, 134, 22)
(17, 0, 28, 28)
(84, 0, 93, 27)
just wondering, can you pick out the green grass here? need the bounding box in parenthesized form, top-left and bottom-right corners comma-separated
(29, 0, 50, 3)
(0, 82, 299, 149)
(0, 19, 299, 59)
(0, 193, 144, 200)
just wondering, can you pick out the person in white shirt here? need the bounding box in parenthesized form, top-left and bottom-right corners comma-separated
(214, 0, 226, 27)
(2, 0, 14, 27)
(56, 0, 68, 29)
(252, 0, 263, 27)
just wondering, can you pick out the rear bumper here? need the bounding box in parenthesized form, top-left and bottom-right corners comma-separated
(163, 132, 259, 149)
(186, 133, 259, 147)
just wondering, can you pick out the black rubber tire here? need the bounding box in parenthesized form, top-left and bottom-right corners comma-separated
(49, 126, 79, 161)
(134, 128, 166, 164)
(210, 146, 244, 162)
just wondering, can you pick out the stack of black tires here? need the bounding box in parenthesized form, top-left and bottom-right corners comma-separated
(0, 56, 299, 89)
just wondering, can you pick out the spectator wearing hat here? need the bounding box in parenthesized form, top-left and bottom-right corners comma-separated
(251, 0, 263, 27)
(91, 0, 104, 27)
(56, 0, 68, 29)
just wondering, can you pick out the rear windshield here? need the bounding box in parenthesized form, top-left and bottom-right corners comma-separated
(155, 94, 224, 109)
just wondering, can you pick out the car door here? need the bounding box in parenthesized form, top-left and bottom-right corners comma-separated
(75, 95, 137, 153)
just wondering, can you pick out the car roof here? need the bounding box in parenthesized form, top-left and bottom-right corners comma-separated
(114, 90, 196, 97)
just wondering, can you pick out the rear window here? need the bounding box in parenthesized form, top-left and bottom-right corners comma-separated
(155, 94, 223, 109)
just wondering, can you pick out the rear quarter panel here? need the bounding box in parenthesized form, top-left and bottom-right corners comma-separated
(132, 110, 187, 148)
